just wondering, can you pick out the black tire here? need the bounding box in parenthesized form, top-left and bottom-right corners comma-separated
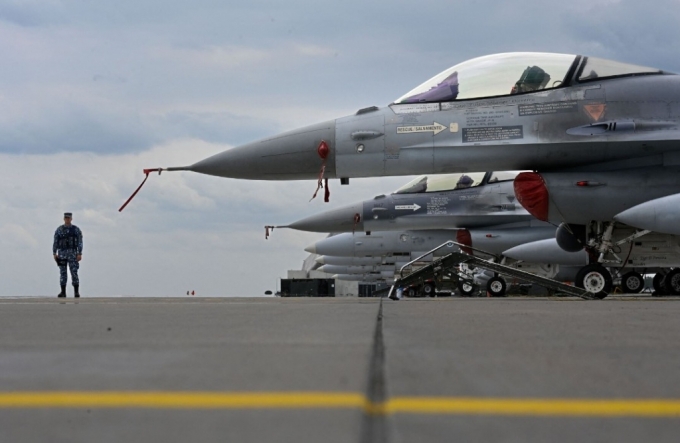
(575, 264, 612, 299)
(620, 271, 644, 294)
(652, 273, 667, 296)
(458, 280, 476, 296)
(423, 283, 436, 297)
(486, 276, 507, 297)
(664, 269, 680, 295)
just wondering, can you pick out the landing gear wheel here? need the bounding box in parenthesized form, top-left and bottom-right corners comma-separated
(407, 287, 417, 298)
(652, 272, 667, 296)
(621, 271, 644, 294)
(575, 264, 612, 299)
(423, 283, 436, 297)
(458, 280, 476, 297)
(486, 276, 507, 297)
(664, 269, 680, 295)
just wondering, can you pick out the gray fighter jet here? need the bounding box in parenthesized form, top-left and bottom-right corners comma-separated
(305, 228, 555, 259)
(280, 171, 531, 233)
(130, 52, 680, 295)
(281, 170, 587, 282)
(141, 52, 678, 184)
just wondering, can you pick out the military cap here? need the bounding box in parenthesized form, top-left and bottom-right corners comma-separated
(64, 212, 73, 218)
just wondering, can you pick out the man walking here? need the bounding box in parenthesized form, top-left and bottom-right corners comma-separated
(53, 212, 83, 298)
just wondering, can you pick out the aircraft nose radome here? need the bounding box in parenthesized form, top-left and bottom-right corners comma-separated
(189, 120, 336, 180)
(309, 233, 355, 257)
(315, 256, 326, 264)
(304, 243, 317, 254)
(287, 202, 364, 233)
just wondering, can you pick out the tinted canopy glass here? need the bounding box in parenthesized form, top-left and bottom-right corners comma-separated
(578, 57, 663, 81)
(487, 171, 523, 183)
(395, 52, 577, 104)
(394, 173, 486, 194)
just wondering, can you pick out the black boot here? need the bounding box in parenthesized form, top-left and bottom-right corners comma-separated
(74, 285, 80, 298)
(58, 285, 66, 298)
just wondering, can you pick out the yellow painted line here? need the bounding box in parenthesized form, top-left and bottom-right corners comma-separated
(1, 392, 680, 417)
(0, 392, 367, 410)
(384, 397, 680, 417)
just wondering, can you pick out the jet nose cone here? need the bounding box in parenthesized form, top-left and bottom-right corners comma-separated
(189, 120, 336, 180)
(315, 256, 326, 264)
(309, 233, 355, 257)
(304, 243, 317, 254)
(288, 202, 364, 233)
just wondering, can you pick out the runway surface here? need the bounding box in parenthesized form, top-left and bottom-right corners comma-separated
(1, 296, 680, 442)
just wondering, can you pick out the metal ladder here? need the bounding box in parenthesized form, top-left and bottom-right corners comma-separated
(387, 241, 594, 300)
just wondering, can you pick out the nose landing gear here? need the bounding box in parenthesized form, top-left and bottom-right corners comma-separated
(575, 264, 612, 299)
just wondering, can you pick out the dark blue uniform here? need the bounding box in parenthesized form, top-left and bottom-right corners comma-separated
(53, 225, 83, 287)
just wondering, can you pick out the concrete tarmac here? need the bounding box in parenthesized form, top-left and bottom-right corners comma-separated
(0, 296, 679, 442)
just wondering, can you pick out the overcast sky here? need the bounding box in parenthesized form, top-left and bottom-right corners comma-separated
(1, 0, 679, 296)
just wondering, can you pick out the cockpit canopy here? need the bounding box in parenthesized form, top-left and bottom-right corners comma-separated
(394, 52, 668, 104)
(393, 171, 521, 194)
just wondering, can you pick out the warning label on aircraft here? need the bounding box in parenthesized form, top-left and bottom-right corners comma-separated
(462, 126, 523, 143)
(427, 196, 450, 215)
(397, 122, 446, 135)
(518, 101, 578, 116)
(583, 103, 606, 121)
(391, 103, 440, 114)
(395, 204, 421, 211)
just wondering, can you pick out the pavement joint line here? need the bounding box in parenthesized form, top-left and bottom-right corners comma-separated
(2, 392, 680, 417)
(360, 295, 388, 442)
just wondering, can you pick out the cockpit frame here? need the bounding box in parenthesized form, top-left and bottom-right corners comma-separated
(392, 53, 673, 106)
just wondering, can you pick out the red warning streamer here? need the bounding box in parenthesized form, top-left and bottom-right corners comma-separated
(310, 163, 327, 202)
(310, 140, 330, 203)
(119, 168, 163, 212)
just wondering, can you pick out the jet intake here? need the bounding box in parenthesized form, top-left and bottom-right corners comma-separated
(514, 168, 680, 225)
(456, 229, 473, 255)
(514, 172, 549, 221)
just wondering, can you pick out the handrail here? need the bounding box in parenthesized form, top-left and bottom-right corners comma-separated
(398, 240, 500, 278)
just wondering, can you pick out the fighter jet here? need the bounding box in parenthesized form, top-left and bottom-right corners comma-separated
(305, 228, 555, 259)
(306, 226, 579, 294)
(131, 52, 680, 295)
(279, 170, 588, 289)
(139, 52, 678, 184)
(279, 171, 532, 233)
